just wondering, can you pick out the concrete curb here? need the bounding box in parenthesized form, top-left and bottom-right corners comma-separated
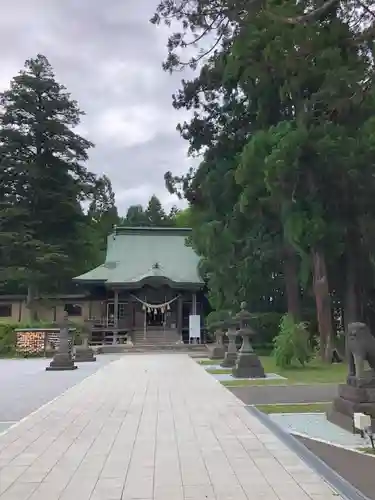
(246, 405, 371, 500)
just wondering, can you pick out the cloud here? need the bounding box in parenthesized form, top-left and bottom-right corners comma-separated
(0, 0, 197, 215)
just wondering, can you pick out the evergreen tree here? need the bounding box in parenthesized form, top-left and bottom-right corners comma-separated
(88, 175, 119, 259)
(0, 54, 95, 319)
(145, 195, 169, 226)
(122, 204, 148, 226)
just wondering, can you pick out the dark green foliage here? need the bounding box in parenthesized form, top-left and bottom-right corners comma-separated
(152, 0, 375, 363)
(173, 208, 192, 227)
(206, 309, 232, 331)
(145, 195, 169, 226)
(250, 312, 285, 350)
(88, 175, 119, 262)
(0, 323, 17, 356)
(122, 205, 148, 226)
(121, 195, 187, 228)
(273, 314, 313, 368)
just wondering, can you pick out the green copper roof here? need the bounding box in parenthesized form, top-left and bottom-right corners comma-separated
(73, 227, 203, 288)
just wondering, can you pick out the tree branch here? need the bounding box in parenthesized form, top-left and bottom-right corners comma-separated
(266, 0, 340, 25)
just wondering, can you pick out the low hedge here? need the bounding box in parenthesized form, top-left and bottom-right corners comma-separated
(0, 323, 18, 356)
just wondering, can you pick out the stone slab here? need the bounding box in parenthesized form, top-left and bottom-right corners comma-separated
(269, 412, 371, 449)
(0, 354, 342, 500)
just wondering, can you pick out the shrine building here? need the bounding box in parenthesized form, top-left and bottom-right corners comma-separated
(73, 226, 206, 345)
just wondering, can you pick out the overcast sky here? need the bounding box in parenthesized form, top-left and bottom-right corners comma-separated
(0, 0, 196, 215)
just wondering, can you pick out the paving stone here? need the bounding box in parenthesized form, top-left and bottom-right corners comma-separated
(0, 354, 344, 500)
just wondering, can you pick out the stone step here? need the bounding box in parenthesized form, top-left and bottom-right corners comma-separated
(95, 344, 208, 354)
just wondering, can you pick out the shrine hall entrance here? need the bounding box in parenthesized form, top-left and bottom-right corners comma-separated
(146, 308, 164, 327)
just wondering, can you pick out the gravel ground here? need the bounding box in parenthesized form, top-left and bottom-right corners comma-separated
(229, 383, 339, 405)
(0, 354, 120, 422)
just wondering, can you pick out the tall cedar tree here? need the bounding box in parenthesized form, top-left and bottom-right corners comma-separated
(121, 196, 178, 227)
(0, 54, 95, 319)
(145, 195, 169, 226)
(88, 175, 119, 261)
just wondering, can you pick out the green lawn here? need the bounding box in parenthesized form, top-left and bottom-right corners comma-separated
(255, 402, 331, 414)
(199, 359, 222, 365)
(221, 378, 288, 387)
(201, 356, 347, 386)
(359, 447, 375, 456)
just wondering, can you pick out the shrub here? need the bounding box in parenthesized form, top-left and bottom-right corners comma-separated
(0, 323, 18, 356)
(273, 314, 313, 368)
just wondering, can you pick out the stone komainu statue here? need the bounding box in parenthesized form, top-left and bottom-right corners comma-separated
(346, 322, 375, 379)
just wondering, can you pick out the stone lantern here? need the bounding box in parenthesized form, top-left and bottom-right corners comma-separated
(208, 319, 226, 360)
(232, 302, 265, 378)
(220, 315, 238, 368)
(46, 312, 77, 371)
(74, 320, 96, 362)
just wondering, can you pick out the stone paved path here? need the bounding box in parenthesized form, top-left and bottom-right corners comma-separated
(0, 355, 341, 499)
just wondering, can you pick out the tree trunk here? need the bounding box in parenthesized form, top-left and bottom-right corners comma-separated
(312, 248, 333, 362)
(344, 250, 359, 328)
(283, 243, 301, 320)
(26, 284, 39, 323)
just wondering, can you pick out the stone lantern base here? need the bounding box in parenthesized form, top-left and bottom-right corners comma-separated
(232, 353, 265, 378)
(220, 351, 237, 368)
(46, 353, 77, 371)
(209, 344, 226, 360)
(74, 345, 96, 362)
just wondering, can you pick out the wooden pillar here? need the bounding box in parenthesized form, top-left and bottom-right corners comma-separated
(114, 289, 119, 327)
(178, 295, 183, 341)
(192, 292, 197, 315)
(113, 289, 119, 345)
(18, 301, 22, 322)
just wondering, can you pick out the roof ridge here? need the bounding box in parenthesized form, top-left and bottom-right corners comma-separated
(113, 226, 192, 236)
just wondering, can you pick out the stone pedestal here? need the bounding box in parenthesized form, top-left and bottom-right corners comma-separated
(74, 340, 96, 362)
(232, 303, 265, 379)
(209, 330, 226, 360)
(327, 374, 375, 432)
(232, 353, 265, 378)
(221, 328, 238, 368)
(46, 353, 77, 371)
(46, 316, 77, 371)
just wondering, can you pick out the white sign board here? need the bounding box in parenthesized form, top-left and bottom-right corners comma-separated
(189, 315, 201, 342)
